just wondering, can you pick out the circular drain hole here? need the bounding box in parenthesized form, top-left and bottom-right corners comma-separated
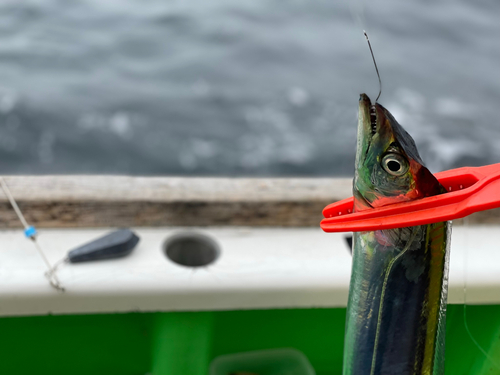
(164, 232, 220, 267)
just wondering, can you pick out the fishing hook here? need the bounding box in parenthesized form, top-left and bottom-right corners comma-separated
(364, 30, 382, 102)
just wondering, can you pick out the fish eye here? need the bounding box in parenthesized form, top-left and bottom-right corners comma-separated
(381, 153, 409, 176)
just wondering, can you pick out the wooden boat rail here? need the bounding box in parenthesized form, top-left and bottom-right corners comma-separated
(0, 176, 497, 228)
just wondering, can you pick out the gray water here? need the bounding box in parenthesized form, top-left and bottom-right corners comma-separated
(0, 0, 498, 176)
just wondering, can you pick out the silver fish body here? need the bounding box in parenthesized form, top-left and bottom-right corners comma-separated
(342, 94, 451, 375)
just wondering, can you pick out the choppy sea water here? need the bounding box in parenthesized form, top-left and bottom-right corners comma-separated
(0, 0, 498, 176)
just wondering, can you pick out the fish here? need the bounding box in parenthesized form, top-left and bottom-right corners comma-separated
(342, 94, 451, 375)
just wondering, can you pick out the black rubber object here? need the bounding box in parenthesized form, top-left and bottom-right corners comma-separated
(68, 229, 140, 263)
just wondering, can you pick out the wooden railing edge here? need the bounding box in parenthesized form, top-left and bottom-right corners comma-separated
(0, 176, 496, 228)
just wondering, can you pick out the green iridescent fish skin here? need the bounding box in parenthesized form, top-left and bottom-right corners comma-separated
(342, 94, 451, 375)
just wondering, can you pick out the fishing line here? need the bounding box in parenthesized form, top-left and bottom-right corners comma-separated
(349, 2, 382, 102)
(348, 0, 366, 33)
(0, 177, 64, 291)
(364, 31, 382, 102)
(462, 216, 500, 369)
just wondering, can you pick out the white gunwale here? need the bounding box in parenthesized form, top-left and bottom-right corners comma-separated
(0, 176, 498, 316)
(0, 226, 498, 317)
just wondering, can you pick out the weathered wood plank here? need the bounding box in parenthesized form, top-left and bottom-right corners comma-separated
(0, 176, 349, 228)
(0, 176, 351, 202)
(0, 176, 497, 228)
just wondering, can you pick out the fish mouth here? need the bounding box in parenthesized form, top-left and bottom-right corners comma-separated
(359, 93, 376, 130)
(369, 105, 377, 135)
(358, 93, 378, 144)
(360, 93, 378, 135)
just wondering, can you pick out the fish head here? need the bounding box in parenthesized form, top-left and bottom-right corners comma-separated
(354, 93, 443, 211)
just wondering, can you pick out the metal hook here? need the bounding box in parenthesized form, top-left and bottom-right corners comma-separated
(364, 30, 382, 102)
